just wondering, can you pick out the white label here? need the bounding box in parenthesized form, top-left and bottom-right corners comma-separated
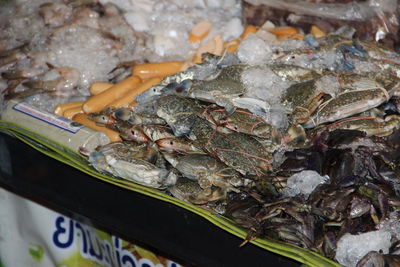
(13, 102, 83, 133)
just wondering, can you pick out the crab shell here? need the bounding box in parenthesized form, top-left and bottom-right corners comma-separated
(89, 150, 177, 188)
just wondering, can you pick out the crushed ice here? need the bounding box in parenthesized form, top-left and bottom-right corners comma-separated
(237, 34, 272, 65)
(335, 231, 392, 267)
(282, 170, 329, 198)
(241, 66, 290, 103)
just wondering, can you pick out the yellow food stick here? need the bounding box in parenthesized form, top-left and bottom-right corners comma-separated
(82, 76, 142, 113)
(72, 113, 122, 142)
(189, 21, 212, 43)
(54, 101, 85, 116)
(311, 25, 326, 38)
(89, 82, 113, 95)
(108, 77, 162, 108)
(240, 25, 258, 40)
(132, 61, 185, 80)
(63, 106, 83, 119)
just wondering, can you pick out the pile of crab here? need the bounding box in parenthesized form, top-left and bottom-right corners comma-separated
(84, 34, 400, 266)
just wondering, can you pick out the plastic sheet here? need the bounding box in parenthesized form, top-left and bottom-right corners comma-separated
(244, 0, 399, 45)
(244, 0, 396, 21)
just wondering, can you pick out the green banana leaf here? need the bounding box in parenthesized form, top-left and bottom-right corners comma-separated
(0, 120, 342, 267)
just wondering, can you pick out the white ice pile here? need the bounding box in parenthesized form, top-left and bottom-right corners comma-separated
(270, 38, 308, 52)
(46, 26, 121, 93)
(379, 211, 400, 242)
(282, 170, 329, 198)
(335, 230, 392, 267)
(240, 66, 291, 128)
(101, 0, 243, 61)
(335, 211, 400, 267)
(0, 0, 52, 50)
(0, 0, 139, 96)
(241, 66, 291, 103)
(314, 74, 341, 97)
(269, 104, 289, 130)
(237, 34, 273, 65)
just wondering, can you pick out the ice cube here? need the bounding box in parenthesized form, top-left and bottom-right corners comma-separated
(269, 103, 289, 130)
(221, 18, 243, 41)
(241, 66, 290, 103)
(335, 230, 392, 267)
(379, 211, 400, 240)
(237, 35, 272, 65)
(315, 74, 341, 96)
(282, 170, 329, 198)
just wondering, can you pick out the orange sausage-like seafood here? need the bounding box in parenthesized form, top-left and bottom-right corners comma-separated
(72, 113, 121, 142)
(240, 25, 258, 40)
(132, 61, 185, 80)
(54, 101, 85, 116)
(63, 106, 83, 119)
(189, 21, 212, 43)
(108, 77, 162, 108)
(278, 33, 304, 41)
(267, 26, 299, 36)
(83, 76, 141, 113)
(89, 82, 113, 95)
(193, 35, 224, 63)
(311, 25, 326, 38)
(225, 40, 240, 53)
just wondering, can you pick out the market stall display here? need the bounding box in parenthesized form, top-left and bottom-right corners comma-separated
(1, 1, 400, 267)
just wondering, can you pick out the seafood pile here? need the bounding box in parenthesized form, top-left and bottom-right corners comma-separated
(84, 33, 400, 266)
(2, 0, 400, 266)
(0, 0, 141, 111)
(0, 0, 243, 112)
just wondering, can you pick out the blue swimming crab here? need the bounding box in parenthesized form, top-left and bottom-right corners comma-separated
(310, 115, 400, 138)
(168, 177, 226, 205)
(175, 154, 246, 192)
(153, 95, 274, 176)
(280, 71, 400, 129)
(80, 141, 177, 188)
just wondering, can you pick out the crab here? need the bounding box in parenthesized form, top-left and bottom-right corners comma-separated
(152, 95, 274, 176)
(356, 251, 400, 267)
(188, 117, 273, 176)
(202, 105, 281, 140)
(82, 141, 177, 188)
(279, 71, 400, 129)
(168, 177, 226, 205)
(174, 154, 245, 193)
(154, 94, 204, 137)
(309, 115, 400, 138)
(280, 79, 326, 125)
